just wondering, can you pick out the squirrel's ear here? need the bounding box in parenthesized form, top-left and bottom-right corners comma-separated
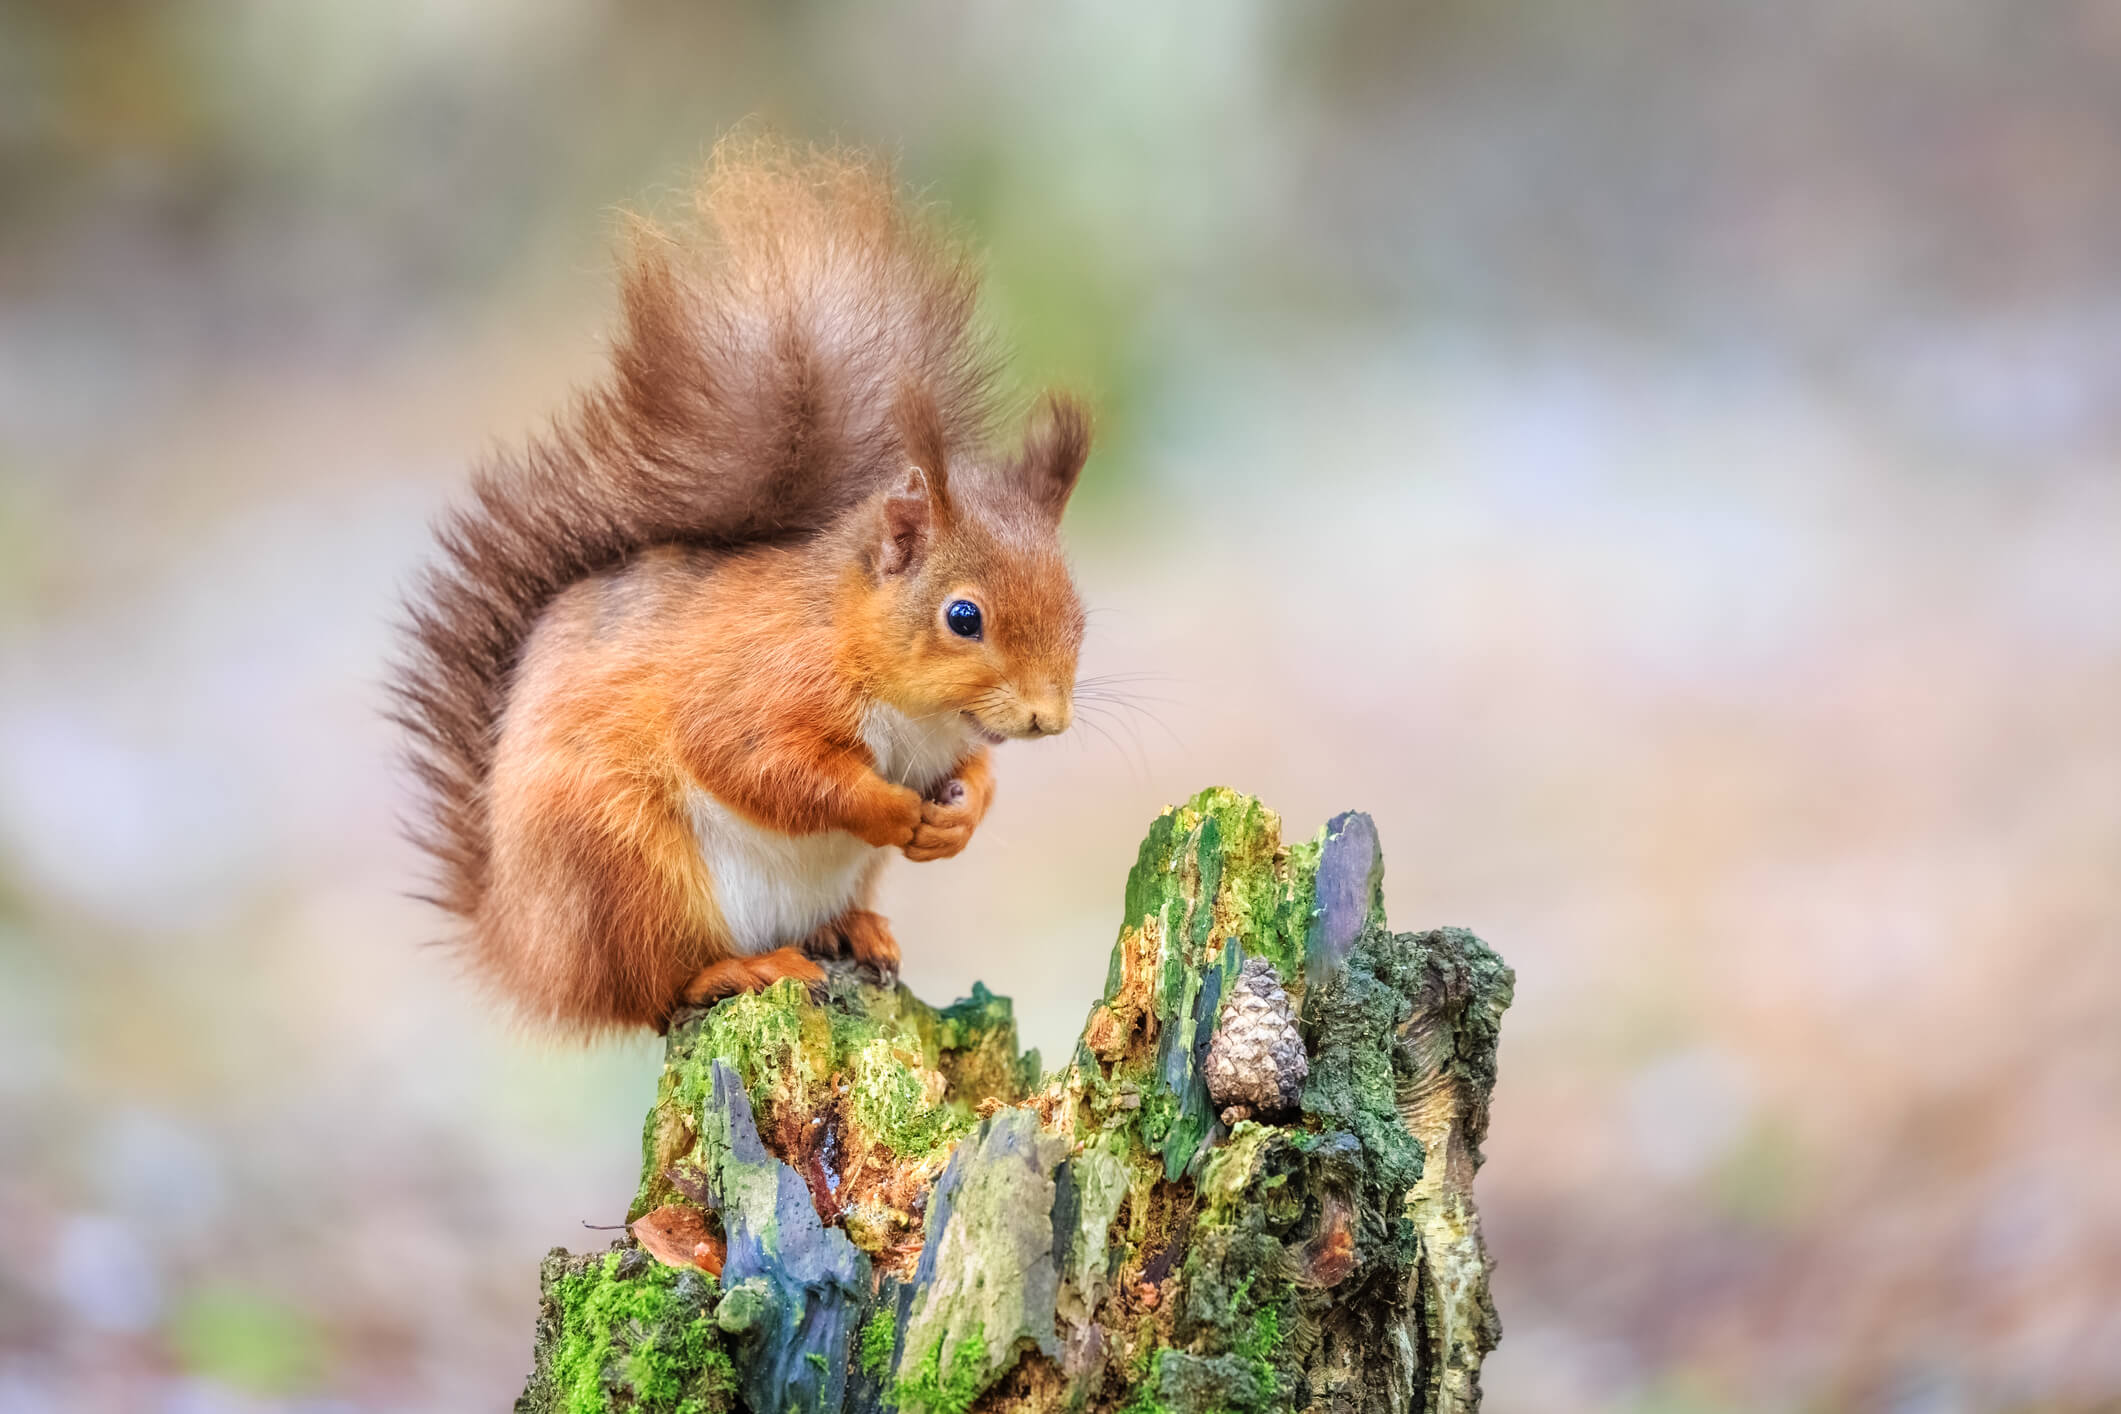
(1013, 392, 1092, 518)
(880, 465, 938, 575)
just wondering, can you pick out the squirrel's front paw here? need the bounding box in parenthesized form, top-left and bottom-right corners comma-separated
(903, 792, 975, 862)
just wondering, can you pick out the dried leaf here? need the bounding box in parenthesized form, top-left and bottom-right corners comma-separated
(631, 1204, 723, 1275)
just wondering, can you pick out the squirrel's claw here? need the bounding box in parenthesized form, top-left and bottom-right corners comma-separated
(837, 909, 902, 981)
(796, 909, 901, 987)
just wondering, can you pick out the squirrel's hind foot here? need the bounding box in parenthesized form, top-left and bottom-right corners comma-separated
(678, 948, 828, 1010)
(797, 909, 901, 986)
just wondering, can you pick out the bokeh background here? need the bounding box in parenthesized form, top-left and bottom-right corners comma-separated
(5, 2, 2120, 1411)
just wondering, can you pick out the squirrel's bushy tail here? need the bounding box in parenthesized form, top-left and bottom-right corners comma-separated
(392, 138, 999, 919)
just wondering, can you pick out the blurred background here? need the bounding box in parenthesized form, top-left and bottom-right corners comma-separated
(4, 2, 2119, 1411)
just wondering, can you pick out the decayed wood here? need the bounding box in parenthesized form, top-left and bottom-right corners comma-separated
(516, 788, 1513, 1414)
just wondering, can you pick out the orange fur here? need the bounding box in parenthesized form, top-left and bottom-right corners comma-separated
(395, 142, 1092, 1033)
(681, 949, 828, 1006)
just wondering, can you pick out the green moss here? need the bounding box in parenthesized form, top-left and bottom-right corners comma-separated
(637, 974, 1032, 1215)
(1166, 1108, 1300, 1414)
(1137, 1085, 1178, 1146)
(858, 1306, 898, 1379)
(1116, 1351, 1177, 1414)
(1120, 1338, 1281, 1414)
(935, 982, 1038, 1103)
(677, 981, 827, 1115)
(1101, 789, 1324, 1184)
(1108, 788, 1320, 1017)
(1119, 809, 1179, 962)
(1166, 1221, 1295, 1413)
(932, 982, 1008, 1049)
(1110, 1152, 1296, 1414)
(1139, 1274, 1287, 1411)
(893, 1324, 988, 1414)
(636, 982, 826, 1214)
(1240, 1298, 1282, 1367)
(846, 1033, 972, 1159)
(1223, 1276, 1287, 1401)
(547, 1251, 735, 1414)
(1196, 1124, 1281, 1221)
(1302, 929, 1429, 1230)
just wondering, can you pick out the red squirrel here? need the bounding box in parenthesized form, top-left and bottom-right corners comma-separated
(393, 140, 1091, 1033)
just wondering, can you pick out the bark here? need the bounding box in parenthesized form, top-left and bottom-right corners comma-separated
(516, 788, 1514, 1414)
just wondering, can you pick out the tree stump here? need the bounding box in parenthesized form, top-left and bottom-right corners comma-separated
(516, 788, 1513, 1414)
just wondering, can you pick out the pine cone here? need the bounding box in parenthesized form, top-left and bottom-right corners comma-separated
(1204, 957, 1308, 1125)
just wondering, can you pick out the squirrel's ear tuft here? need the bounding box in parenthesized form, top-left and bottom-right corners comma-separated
(1013, 391, 1092, 518)
(895, 383, 951, 496)
(881, 384, 952, 575)
(880, 465, 937, 574)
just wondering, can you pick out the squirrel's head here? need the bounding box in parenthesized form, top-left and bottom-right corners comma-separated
(853, 389, 1091, 742)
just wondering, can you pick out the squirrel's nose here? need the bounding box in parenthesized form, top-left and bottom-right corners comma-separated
(1027, 701, 1071, 736)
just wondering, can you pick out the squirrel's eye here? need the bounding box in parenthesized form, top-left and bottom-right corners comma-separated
(945, 599, 983, 639)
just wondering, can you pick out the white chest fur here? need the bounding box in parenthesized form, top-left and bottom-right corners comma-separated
(860, 703, 974, 796)
(686, 793, 874, 955)
(687, 705, 973, 955)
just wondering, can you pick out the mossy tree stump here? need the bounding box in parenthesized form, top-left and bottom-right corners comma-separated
(517, 788, 1513, 1414)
